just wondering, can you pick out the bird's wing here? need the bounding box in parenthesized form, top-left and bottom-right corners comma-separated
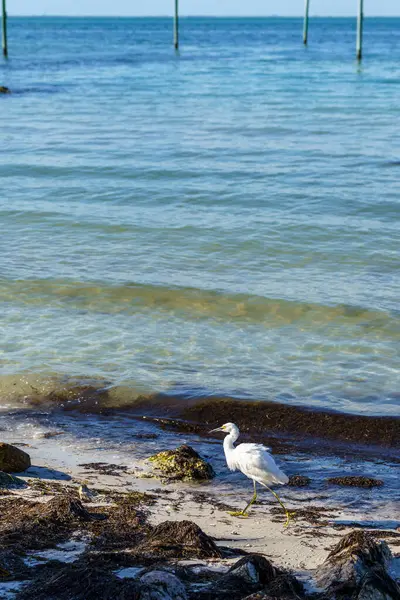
(233, 443, 288, 485)
(239, 443, 271, 452)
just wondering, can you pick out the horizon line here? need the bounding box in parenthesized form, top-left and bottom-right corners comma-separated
(8, 14, 400, 18)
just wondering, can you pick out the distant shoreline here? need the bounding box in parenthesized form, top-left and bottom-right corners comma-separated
(8, 15, 400, 20)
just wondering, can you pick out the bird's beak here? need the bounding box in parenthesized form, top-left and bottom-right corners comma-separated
(209, 427, 224, 433)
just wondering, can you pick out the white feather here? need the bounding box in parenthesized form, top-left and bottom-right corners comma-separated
(229, 443, 288, 485)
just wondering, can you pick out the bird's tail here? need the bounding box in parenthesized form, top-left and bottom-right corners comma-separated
(260, 470, 289, 486)
(278, 472, 289, 485)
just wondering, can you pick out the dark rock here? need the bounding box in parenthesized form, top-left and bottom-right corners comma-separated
(0, 86, 10, 94)
(315, 530, 400, 599)
(358, 569, 400, 600)
(230, 558, 303, 600)
(143, 520, 222, 559)
(288, 475, 311, 487)
(0, 471, 26, 489)
(326, 476, 383, 488)
(0, 442, 31, 473)
(228, 555, 277, 585)
(148, 445, 214, 482)
(139, 570, 187, 600)
(188, 555, 303, 600)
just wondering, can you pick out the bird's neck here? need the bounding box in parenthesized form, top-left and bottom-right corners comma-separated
(223, 430, 239, 458)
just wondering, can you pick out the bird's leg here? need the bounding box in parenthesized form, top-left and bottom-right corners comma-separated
(242, 480, 258, 515)
(263, 484, 295, 528)
(228, 480, 257, 517)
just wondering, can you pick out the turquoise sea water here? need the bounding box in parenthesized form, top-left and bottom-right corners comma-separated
(1, 17, 399, 416)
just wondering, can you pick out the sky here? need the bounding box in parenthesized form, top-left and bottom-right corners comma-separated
(9, 0, 400, 17)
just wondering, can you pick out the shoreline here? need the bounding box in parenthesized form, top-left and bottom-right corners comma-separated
(1, 408, 400, 598)
(1, 379, 400, 451)
(1, 393, 399, 512)
(1, 434, 400, 599)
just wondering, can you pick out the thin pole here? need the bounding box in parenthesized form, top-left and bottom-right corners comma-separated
(173, 0, 179, 50)
(356, 0, 364, 61)
(303, 0, 310, 45)
(2, 0, 7, 58)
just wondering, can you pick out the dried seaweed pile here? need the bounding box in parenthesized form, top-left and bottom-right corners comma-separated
(0, 490, 399, 600)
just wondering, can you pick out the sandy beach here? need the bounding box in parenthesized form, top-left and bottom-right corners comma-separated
(1, 415, 399, 599)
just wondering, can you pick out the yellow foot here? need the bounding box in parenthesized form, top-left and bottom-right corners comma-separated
(283, 511, 296, 528)
(228, 510, 249, 518)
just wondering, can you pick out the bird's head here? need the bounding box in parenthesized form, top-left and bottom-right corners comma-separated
(209, 422, 238, 435)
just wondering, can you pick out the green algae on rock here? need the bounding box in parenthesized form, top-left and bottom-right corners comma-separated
(0, 443, 31, 473)
(148, 445, 215, 482)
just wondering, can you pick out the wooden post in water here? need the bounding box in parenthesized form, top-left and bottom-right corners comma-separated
(2, 0, 7, 58)
(356, 0, 364, 61)
(303, 0, 310, 45)
(173, 0, 179, 50)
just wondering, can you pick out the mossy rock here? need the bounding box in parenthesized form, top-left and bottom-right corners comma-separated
(0, 471, 26, 489)
(0, 86, 11, 94)
(148, 445, 214, 482)
(0, 443, 31, 473)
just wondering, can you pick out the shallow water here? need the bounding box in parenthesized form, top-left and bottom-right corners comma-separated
(1, 17, 399, 416)
(1, 408, 399, 522)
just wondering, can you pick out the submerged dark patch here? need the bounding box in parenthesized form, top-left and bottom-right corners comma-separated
(326, 476, 384, 488)
(288, 475, 311, 487)
(181, 397, 400, 449)
(10, 381, 400, 452)
(79, 462, 129, 477)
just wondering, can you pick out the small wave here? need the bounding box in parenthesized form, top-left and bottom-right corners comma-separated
(0, 278, 397, 331)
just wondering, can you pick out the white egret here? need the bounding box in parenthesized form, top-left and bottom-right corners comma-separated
(210, 422, 293, 527)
